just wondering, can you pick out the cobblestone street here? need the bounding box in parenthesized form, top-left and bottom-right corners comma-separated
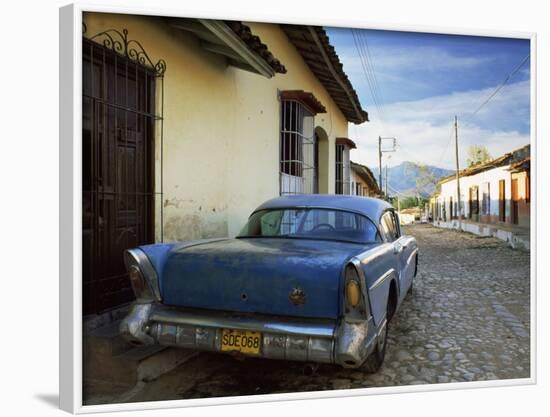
(124, 224, 531, 402)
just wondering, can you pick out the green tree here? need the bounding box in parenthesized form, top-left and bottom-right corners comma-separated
(415, 163, 438, 195)
(397, 196, 428, 210)
(466, 145, 492, 167)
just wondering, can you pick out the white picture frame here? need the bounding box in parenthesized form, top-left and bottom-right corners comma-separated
(59, 2, 537, 413)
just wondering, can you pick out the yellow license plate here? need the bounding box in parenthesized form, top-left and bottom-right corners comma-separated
(220, 329, 261, 355)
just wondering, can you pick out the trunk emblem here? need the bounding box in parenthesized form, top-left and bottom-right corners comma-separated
(289, 287, 306, 305)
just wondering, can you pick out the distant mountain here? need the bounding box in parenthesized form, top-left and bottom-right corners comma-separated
(373, 162, 453, 197)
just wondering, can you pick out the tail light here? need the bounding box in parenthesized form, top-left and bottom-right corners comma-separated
(345, 278, 361, 307)
(124, 249, 160, 302)
(128, 265, 146, 298)
(344, 263, 368, 319)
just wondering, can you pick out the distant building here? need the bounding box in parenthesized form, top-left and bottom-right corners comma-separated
(350, 161, 382, 197)
(431, 144, 530, 228)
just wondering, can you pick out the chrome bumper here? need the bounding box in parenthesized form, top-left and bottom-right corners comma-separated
(120, 303, 376, 368)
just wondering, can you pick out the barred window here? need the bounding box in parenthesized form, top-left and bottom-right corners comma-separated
(335, 144, 351, 194)
(280, 100, 316, 195)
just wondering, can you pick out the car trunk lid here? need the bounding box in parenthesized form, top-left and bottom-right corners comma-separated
(158, 238, 366, 319)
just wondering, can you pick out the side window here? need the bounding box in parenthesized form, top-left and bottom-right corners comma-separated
(260, 210, 283, 236)
(380, 212, 399, 242)
(391, 212, 401, 238)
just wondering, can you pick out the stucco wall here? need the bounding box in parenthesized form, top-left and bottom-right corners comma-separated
(350, 169, 378, 197)
(437, 165, 529, 227)
(351, 170, 366, 196)
(83, 13, 351, 242)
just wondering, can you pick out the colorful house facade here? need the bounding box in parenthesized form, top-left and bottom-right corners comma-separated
(431, 144, 530, 229)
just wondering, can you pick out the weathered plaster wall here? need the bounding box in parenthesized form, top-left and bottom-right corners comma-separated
(437, 165, 529, 227)
(351, 170, 367, 196)
(84, 13, 351, 242)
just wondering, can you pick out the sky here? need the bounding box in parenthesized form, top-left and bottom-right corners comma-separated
(325, 27, 531, 170)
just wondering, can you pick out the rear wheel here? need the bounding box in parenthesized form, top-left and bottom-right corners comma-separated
(408, 254, 418, 296)
(360, 320, 388, 373)
(407, 279, 414, 295)
(361, 287, 396, 373)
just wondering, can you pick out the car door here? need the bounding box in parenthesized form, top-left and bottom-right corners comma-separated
(380, 210, 409, 302)
(391, 211, 416, 299)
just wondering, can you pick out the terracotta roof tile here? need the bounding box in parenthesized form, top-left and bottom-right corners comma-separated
(225, 21, 287, 74)
(281, 25, 368, 124)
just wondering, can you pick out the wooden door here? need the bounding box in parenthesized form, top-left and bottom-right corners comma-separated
(469, 187, 479, 222)
(499, 180, 506, 222)
(82, 38, 156, 315)
(511, 179, 519, 224)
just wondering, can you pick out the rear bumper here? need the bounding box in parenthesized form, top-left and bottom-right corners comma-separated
(120, 303, 377, 368)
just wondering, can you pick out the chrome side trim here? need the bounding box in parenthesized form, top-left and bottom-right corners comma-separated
(354, 243, 392, 265)
(124, 248, 161, 302)
(148, 306, 336, 338)
(369, 268, 395, 291)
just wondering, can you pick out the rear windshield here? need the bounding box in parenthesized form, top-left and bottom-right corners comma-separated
(238, 208, 382, 244)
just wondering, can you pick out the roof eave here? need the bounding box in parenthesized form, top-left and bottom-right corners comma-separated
(282, 25, 368, 124)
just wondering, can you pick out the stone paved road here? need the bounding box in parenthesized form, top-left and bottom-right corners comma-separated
(126, 224, 531, 402)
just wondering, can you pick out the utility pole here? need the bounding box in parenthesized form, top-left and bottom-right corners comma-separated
(385, 164, 388, 197)
(378, 136, 382, 196)
(454, 115, 462, 223)
(378, 136, 397, 198)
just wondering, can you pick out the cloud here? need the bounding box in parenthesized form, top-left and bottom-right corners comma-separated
(383, 79, 530, 129)
(349, 80, 530, 170)
(332, 30, 531, 109)
(340, 45, 491, 73)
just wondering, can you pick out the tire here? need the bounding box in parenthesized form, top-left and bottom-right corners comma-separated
(407, 279, 414, 295)
(360, 320, 388, 373)
(408, 255, 418, 296)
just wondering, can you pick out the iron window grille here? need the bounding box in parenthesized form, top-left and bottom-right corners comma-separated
(335, 144, 351, 194)
(280, 99, 316, 195)
(82, 24, 165, 314)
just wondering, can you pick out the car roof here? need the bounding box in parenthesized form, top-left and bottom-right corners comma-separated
(253, 194, 393, 222)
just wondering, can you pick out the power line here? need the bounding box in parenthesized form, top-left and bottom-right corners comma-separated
(435, 121, 456, 168)
(356, 31, 385, 121)
(463, 53, 530, 122)
(359, 31, 388, 123)
(432, 55, 529, 170)
(351, 29, 388, 131)
(351, 30, 382, 122)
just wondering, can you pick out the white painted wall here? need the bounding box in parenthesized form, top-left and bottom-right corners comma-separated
(437, 165, 511, 220)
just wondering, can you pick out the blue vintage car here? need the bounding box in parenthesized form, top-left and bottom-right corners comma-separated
(120, 195, 418, 372)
